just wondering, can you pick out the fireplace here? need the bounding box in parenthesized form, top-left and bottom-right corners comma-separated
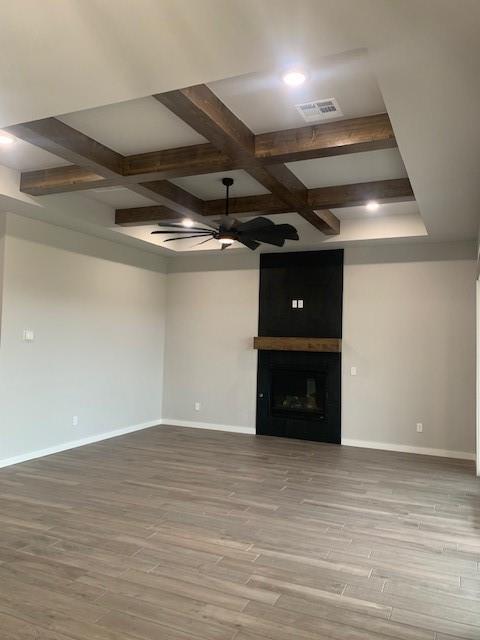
(256, 350, 341, 443)
(255, 249, 343, 444)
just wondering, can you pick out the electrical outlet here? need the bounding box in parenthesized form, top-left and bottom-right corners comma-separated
(350, 366, 357, 376)
(416, 422, 423, 433)
(72, 416, 79, 427)
(194, 402, 201, 411)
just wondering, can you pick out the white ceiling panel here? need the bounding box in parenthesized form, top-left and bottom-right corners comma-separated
(58, 96, 207, 155)
(121, 224, 233, 253)
(209, 50, 385, 134)
(86, 187, 157, 209)
(0, 137, 69, 171)
(171, 169, 270, 200)
(287, 148, 407, 189)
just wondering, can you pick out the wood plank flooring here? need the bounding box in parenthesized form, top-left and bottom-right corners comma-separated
(0, 425, 478, 640)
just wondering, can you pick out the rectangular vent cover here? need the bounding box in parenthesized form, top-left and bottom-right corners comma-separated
(295, 98, 343, 122)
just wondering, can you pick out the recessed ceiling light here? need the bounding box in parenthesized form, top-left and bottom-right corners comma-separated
(282, 70, 306, 87)
(181, 218, 194, 228)
(366, 200, 380, 211)
(0, 132, 15, 145)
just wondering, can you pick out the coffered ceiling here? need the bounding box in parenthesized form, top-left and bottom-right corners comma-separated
(0, 1, 478, 255)
(1, 51, 419, 253)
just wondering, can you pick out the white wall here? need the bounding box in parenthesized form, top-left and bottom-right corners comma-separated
(0, 213, 5, 333)
(0, 214, 167, 464)
(476, 279, 480, 474)
(342, 243, 476, 456)
(0, 213, 475, 463)
(163, 254, 259, 432)
(163, 242, 476, 456)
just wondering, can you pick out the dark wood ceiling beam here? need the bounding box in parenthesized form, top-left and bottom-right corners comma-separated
(19, 146, 242, 196)
(130, 180, 205, 216)
(154, 84, 339, 235)
(20, 166, 114, 196)
(255, 113, 396, 163)
(116, 178, 414, 226)
(18, 114, 397, 198)
(124, 143, 237, 180)
(6, 118, 123, 177)
(301, 209, 341, 235)
(7, 116, 211, 223)
(154, 86, 255, 162)
(203, 194, 291, 217)
(204, 178, 414, 216)
(246, 165, 340, 235)
(308, 178, 414, 209)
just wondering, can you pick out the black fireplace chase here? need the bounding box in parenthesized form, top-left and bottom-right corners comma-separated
(256, 250, 343, 444)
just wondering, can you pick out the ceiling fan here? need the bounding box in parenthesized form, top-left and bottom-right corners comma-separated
(151, 177, 299, 250)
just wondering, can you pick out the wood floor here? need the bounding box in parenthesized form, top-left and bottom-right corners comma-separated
(0, 426, 479, 640)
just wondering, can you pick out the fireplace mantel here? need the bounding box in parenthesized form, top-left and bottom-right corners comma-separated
(253, 337, 341, 353)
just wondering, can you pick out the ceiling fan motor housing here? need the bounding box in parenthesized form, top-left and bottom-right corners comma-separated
(216, 229, 235, 243)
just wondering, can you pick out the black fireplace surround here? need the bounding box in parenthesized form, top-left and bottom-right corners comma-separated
(256, 250, 343, 444)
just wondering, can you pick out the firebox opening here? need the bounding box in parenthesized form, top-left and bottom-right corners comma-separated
(270, 369, 327, 420)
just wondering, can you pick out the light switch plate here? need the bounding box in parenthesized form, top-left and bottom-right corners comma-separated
(298, 299, 304, 309)
(291, 300, 298, 308)
(23, 329, 34, 342)
(350, 366, 357, 376)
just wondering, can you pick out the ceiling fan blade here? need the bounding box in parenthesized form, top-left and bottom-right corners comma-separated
(164, 233, 214, 242)
(151, 230, 211, 235)
(239, 223, 299, 245)
(194, 237, 215, 246)
(155, 222, 210, 232)
(236, 217, 274, 232)
(238, 237, 260, 251)
(247, 233, 285, 247)
(270, 223, 299, 240)
(241, 229, 288, 246)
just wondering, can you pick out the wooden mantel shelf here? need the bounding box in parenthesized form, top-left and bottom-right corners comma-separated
(253, 337, 341, 353)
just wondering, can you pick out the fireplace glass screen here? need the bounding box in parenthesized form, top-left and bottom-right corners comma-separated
(270, 369, 326, 419)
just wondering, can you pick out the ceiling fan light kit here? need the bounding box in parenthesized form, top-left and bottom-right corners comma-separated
(151, 177, 299, 252)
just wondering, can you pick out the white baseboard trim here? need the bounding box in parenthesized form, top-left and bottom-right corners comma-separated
(160, 418, 255, 435)
(341, 438, 475, 461)
(0, 419, 162, 469)
(2, 421, 472, 469)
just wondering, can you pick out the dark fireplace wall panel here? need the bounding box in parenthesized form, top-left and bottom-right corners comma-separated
(258, 249, 343, 338)
(256, 249, 343, 443)
(257, 350, 341, 443)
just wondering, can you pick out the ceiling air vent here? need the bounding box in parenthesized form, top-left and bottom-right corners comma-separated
(295, 98, 343, 123)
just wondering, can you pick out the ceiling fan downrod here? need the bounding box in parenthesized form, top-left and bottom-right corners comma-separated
(222, 177, 234, 217)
